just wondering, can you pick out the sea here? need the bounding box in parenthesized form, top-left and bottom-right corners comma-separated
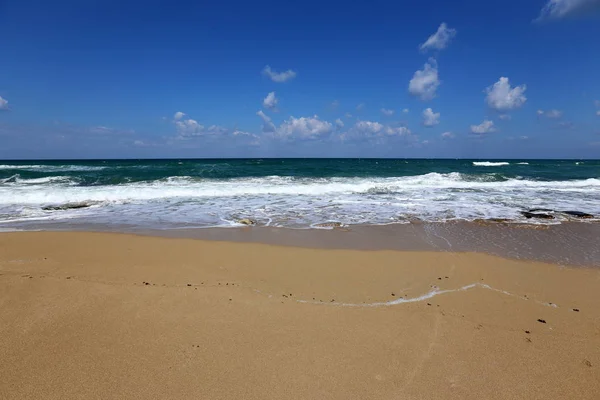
(0, 158, 599, 231)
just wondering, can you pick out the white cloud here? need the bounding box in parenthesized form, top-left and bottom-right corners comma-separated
(597, 110, 600, 116)
(276, 115, 333, 139)
(381, 108, 395, 116)
(470, 120, 496, 134)
(402, 108, 410, 113)
(409, 58, 440, 101)
(174, 111, 186, 121)
(0, 96, 9, 110)
(263, 91, 278, 110)
(335, 118, 344, 128)
(485, 77, 527, 111)
(257, 110, 276, 133)
(347, 121, 411, 139)
(498, 114, 512, 120)
(262, 65, 297, 83)
(520, 136, 530, 140)
(355, 121, 384, 134)
(175, 118, 205, 136)
(595, 100, 600, 116)
(441, 131, 455, 139)
(537, 109, 564, 118)
(422, 108, 440, 127)
(536, 0, 600, 21)
(545, 109, 563, 119)
(419, 23, 457, 52)
(356, 103, 365, 111)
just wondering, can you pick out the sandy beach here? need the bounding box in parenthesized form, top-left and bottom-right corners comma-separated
(1, 231, 599, 399)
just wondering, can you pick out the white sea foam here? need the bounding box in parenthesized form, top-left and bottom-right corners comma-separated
(0, 172, 598, 228)
(473, 161, 510, 167)
(517, 162, 529, 165)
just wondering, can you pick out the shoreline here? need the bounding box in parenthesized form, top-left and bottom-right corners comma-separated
(3, 220, 599, 267)
(1, 231, 599, 399)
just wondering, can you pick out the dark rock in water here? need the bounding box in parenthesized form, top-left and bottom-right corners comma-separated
(529, 208, 554, 213)
(42, 202, 93, 211)
(238, 218, 256, 226)
(563, 211, 594, 219)
(521, 212, 554, 220)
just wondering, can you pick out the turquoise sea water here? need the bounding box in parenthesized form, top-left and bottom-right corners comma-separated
(1, 159, 599, 229)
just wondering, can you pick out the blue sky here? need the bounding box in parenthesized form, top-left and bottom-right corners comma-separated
(1, 0, 600, 159)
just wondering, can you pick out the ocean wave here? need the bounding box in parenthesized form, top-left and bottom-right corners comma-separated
(0, 164, 106, 172)
(0, 175, 78, 185)
(1, 171, 598, 228)
(473, 161, 510, 167)
(517, 162, 529, 165)
(1, 173, 600, 203)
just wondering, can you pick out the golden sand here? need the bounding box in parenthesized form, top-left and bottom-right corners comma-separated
(1, 232, 599, 399)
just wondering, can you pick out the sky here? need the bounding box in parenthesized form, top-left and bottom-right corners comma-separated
(1, 0, 600, 159)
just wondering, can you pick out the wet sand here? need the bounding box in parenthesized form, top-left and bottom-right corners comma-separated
(1, 231, 599, 399)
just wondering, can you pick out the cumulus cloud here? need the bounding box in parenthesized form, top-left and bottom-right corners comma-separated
(409, 58, 440, 101)
(257, 110, 276, 133)
(172, 113, 232, 138)
(441, 131, 455, 139)
(175, 118, 205, 136)
(335, 118, 344, 128)
(263, 91, 278, 110)
(485, 77, 527, 111)
(402, 108, 410, 113)
(498, 114, 512, 120)
(262, 65, 297, 83)
(346, 121, 411, 140)
(419, 23, 457, 52)
(276, 115, 333, 140)
(470, 120, 496, 134)
(536, 0, 600, 21)
(422, 108, 440, 127)
(0, 96, 9, 110)
(381, 108, 395, 116)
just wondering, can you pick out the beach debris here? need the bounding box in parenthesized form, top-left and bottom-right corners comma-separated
(391, 293, 395, 297)
(427, 303, 432, 306)
(187, 284, 192, 287)
(521, 211, 554, 220)
(42, 201, 95, 211)
(537, 319, 547, 324)
(525, 337, 532, 343)
(238, 218, 256, 226)
(573, 308, 580, 312)
(525, 330, 531, 334)
(583, 359, 592, 367)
